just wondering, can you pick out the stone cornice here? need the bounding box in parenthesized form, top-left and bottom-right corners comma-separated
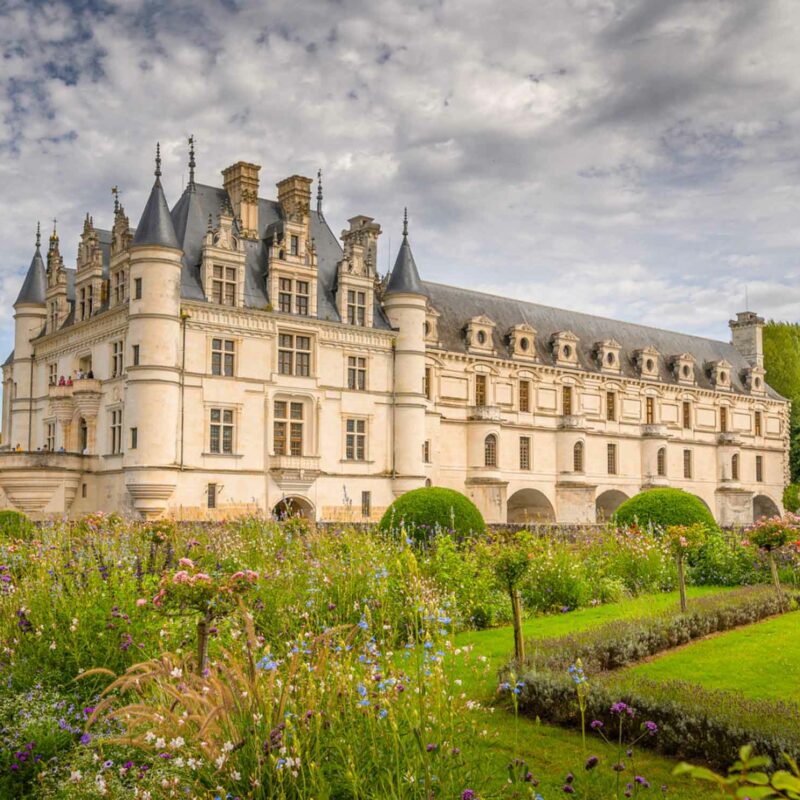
(33, 305, 129, 358)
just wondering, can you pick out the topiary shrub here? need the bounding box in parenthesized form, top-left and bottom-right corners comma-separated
(784, 483, 800, 513)
(379, 487, 485, 543)
(613, 488, 717, 532)
(0, 509, 34, 540)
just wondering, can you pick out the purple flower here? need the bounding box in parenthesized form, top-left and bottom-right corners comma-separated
(563, 785, 575, 794)
(635, 776, 651, 788)
(585, 756, 599, 770)
(79, 733, 91, 745)
(610, 702, 628, 715)
(426, 743, 438, 753)
(590, 720, 604, 729)
(565, 773, 574, 784)
(462, 791, 476, 800)
(644, 721, 658, 735)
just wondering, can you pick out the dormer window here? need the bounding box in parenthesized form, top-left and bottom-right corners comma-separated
(508, 323, 537, 361)
(290, 235, 299, 256)
(551, 331, 580, 368)
(745, 365, 766, 395)
(707, 359, 732, 391)
(466, 316, 496, 354)
(424, 304, 441, 344)
(671, 353, 696, 386)
(212, 265, 237, 306)
(595, 339, 621, 373)
(635, 347, 660, 380)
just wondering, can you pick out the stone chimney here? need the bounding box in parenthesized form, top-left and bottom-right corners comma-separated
(729, 311, 764, 367)
(222, 161, 261, 240)
(341, 216, 381, 276)
(277, 175, 313, 224)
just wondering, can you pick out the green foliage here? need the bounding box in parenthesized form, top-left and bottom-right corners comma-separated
(764, 322, 800, 482)
(492, 536, 531, 592)
(687, 529, 760, 586)
(785, 484, 800, 514)
(751, 517, 796, 551)
(0, 509, 34, 540)
(665, 523, 708, 557)
(614, 488, 718, 531)
(378, 486, 485, 542)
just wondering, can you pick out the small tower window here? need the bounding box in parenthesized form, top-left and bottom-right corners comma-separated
(731, 453, 739, 481)
(607, 443, 617, 475)
(683, 449, 692, 479)
(756, 455, 764, 483)
(290, 235, 299, 256)
(134, 277, 142, 300)
(519, 436, 531, 470)
(573, 440, 584, 472)
(657, 447, 666, 477)
(484, 434, 497, 467)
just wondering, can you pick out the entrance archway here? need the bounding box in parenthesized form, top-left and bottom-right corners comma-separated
(272, 496, 315, 521)
(507, 488, 555, 523)
(753, 494, 779, 522)
(595, 490, 629, 521)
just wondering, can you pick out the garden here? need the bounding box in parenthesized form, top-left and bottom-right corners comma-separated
(0, 487, 799, 799)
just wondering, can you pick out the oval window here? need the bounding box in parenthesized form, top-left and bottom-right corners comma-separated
(646, 358, 655, 372)
(477, 330, 486, 345)
(720, 371, 727, 383)
(563, 344, 572, 358)
(682, 364, 690, 377)
(520, 337, 529, 351)
(606, 351, 615, 365)
(754, 377, 761, 388)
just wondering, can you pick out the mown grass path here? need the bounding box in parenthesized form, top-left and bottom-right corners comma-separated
(449, 588, 729, 799)
(623, 608, 800, 703)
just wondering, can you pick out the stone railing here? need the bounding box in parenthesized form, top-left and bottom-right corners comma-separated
(641, 423, 668, 438)
(467, 405, 502, 421)
(558, 414, 586, 430)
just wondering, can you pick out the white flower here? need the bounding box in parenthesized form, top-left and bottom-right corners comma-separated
(49, 641, 57, 650)
(170, 667, 182, 679)
(69, 770, 82, 782)
(215, 755, 226, 769)
(222, 741, 234, 752)
(232, 770, 241, 781)
(143, 732, 156, 743)
(155, 737, 166, 750)
(169, 736, 184, 749)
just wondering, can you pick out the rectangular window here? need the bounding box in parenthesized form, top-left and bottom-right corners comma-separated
(87, 285, 94, 316)
(273, 401, 304, 456)
(520, 436, 531, 470)
(563, 385, 573, 415)
(361, 490, 371, 519)
(347, 356, 366, 390)
(345, 418, 366, 461)
(111, 340, 124, 378)
(207, 483, 217, 509)
(130, 427, 138, 450)
(278, 277, 292, 313)
(211, 338, 235, 377)
(212, 265, 237, 306)
(346, 289, 367, 326)
(682, 401, 691, 429)
(110, 409, 123, 455)
(49, 301, 58, 329)
(296, 281, 309, 316)
(475, 374, 487, 406)
(79, 287, 86, 321)
(519, 380, 530, 412)
(422, 440, 431, 463)
(756, 455, 764, 483)
(113, 269, 126, 304)
(423, 367, 432, 399)
(278, 333, 311, 376)
(606, 392, 616, 421)
(754, 411, 762, 437)
(48, 362, 58, 386)
(134, 277, 142, 300)
(683, 449, 692, 479)
(720, 406, 728, 433)
(209, 408, 234, 454)
(607, 443, 617, 475)
(45, 422, 55, 451)
(290, 234, 299, 256)
(132, 344, 140, 366)
(645, 397, 655, 425)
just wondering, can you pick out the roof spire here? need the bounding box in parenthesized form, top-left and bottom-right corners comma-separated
(316, 168, 323, 214)
(14, 224, 47, 306)
(50, 218, 58, 248)
(385, 208, 426, 296)
(35, 221, 41, 249)
(155, 142, 162, 180)
(132, 143, 179, 248)
(188, 135, 196, 192)
(402, 207, 409, 238)
(112, 185, 120, 214)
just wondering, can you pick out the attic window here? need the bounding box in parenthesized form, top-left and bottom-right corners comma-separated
(520, 337, 529, 351)
(477, 330, 487, 345)
(719, 371, 728, 383)
(606, 352, 615, 366)
(682, 364, 690, 377)
(563, 345, 572, 358)
(754, 376, 761, 389)
(645, 358, 655, 371)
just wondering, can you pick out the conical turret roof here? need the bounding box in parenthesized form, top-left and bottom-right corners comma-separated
(132, 144, 179, 249)
(385, 209, 426, 296)
(14, 226, 47, 306)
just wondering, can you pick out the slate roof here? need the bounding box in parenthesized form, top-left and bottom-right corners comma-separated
(14, 245, 47, 305)
(133, 178, 179, 249)
(386, 233, 426, 296)
(424, 282, 778, 398)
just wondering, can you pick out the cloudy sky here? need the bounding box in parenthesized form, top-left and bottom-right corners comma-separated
(2, 0, 800, 358)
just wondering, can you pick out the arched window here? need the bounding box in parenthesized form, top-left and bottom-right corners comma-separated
(731, 453, 739, 481)
(484, 434, 497, 467)
(573, 440, 584, 472)
(657, 447, 666, 477)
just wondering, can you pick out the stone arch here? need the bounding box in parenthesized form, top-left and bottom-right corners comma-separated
(507, 488, 556, 523)
(595, 489, 629, 521)
(484, 434, 498, 467)
(272, 495, 315, 521)
(753, 494, 780, 522)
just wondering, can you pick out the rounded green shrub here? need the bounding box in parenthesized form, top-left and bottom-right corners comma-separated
(0, 509, 34, 540)
(783, 483, 800, 513)
(379, 487, 485, 542)
(613, 488, 717, 532)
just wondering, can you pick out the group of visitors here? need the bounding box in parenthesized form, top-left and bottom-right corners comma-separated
(49, 368, 94, 387)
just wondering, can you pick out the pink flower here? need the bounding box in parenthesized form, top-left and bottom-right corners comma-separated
(136, 598, 148, 608)
(172, 570, 191, 584)
(178, 558, 195, 569)
(190, 573, 212, 584)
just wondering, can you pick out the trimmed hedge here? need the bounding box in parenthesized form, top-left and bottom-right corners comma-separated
(614, 488, 717, 531)
(379, 487, 485, 542)
(0, 510, 33, 540)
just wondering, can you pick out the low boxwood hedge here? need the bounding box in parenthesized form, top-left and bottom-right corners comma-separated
(614, 488, 718, 531)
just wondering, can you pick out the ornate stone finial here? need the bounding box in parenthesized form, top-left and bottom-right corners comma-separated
(155, 142, 162, 179)
(112, 185, 120, 214)
(50, 218, 58, 244)
(188, 135, 196, 192)
(207, 213, 213, 233)
(35, 221, 41, 249)
(316, 168, 323, 214)
(402, 207, 408, 238)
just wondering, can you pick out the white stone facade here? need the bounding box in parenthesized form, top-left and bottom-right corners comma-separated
(0, 151, 789, 525)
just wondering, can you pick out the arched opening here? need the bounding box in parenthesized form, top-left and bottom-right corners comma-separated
(656, 447, 666, 477)
(573, 441, 584, 472)
(484, 434, 497, 467)
(272, 496, 315, 521)
(595, 489, 629, 522)
(731, 453, 739, 481)
(753, 494, 779, 522)
(79, 418, 88, 453)
(507, 488, 555, 523)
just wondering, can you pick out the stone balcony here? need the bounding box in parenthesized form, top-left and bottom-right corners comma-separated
(269, 454, 321, 490)
(718, 432, 741, 446)
(640, 423, 668, 438)
(467, 405, 502, 422)
(558, 414, 586, 430)
(0, 450, 88, 517)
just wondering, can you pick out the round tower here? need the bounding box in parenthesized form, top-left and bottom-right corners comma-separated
(10, 224, 48, 450)
(382, 210, 428, 496)
(123, 145, 184, 518)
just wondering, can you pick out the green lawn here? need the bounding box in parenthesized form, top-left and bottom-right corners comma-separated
(447, 588, 730, 799)
(623, 609, 800, 703)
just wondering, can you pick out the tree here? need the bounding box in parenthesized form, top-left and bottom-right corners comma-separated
(763, 322, 800, 483)
(664, 523, 708, 612)
(492, 539, 531, 664)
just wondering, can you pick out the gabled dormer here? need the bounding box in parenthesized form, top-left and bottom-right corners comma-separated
(634, 346, 660, 380)
(551, 330, 580, 368)
(744, 364, 766, 395)
(465, 315, 496, 355)
(267, 175, 318, 317)
(74, 214, 104, 322)
(670, 353, 696, 386)
(594, 338, 621, 373)
(508, 323, 537, 361)
(707, 359, 732, 391)
(336, 216, 381, 327)
(424, 302, 441, 345)
(201, 203, 246, 308)
(45, 224, 69, 334)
